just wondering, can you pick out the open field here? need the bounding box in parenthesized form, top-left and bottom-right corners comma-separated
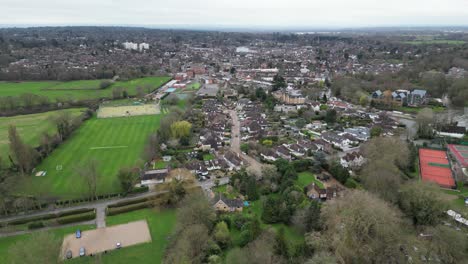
(97, 104, 160, 118)
(0, 108, 86, 164)
(184, 82, 201, 91)
(0, 76, 170, 102)
(16, 114, 163, 198)
(403, 40, 466, 45)
(69, 209, 176, 264)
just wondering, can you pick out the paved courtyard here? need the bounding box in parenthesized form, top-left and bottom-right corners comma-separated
(61, 220, 152, 259)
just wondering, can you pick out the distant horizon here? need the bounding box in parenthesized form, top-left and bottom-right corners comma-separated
(2, 0, 468, 32)
(1, 23, 468, 33)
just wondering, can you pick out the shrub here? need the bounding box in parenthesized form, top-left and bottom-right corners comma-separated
(345, 178, 359, 189)
(7, 213, 56, 226)
(28, 221, 45, 229)
(107, 202, 151, 216)
(129, 185, 149, 194)
(99, 80, 113, 89)
(108, 197, 148, 208)
(56, 211, 96, 225)
(57, 208, 94, 218)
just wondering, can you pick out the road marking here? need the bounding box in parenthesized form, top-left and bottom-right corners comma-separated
(90, 146, 128, 150)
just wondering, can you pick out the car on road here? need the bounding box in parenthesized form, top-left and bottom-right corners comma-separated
(79, 247, 86, 257)
(75, 229, 81, 238)
(66, 250, 72, 259)
(116, 242, 122, 249)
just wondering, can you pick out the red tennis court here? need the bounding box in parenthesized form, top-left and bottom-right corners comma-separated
(419, 148, 455, 188)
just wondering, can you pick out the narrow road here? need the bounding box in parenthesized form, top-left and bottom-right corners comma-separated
(0, 190, 168, 224)
(0, 220, 95, 238)
(0, 176, 229, 235)
(228, 110, 264, 177)
(96, 206, 106, 228)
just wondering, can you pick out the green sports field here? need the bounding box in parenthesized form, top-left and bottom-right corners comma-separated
(0, 76, 170, 102)
(16, 114, 163, 198)
(0, 108, 86, 164)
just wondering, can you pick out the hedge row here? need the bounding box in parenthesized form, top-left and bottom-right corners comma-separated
(5, 208, 94, 226)
(57, 208, 94, 218)
(28, 221, 45, 230)
(108, 197, 149, 208)
(107, 202, 151, 216)
(130, 186, 149, 194)
(7, 213, 57, 226)
(56, 211, 96, 225)
(54, 186, 149, 207)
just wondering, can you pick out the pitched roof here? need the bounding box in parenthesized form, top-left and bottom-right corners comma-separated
(214, 194, 243, 208)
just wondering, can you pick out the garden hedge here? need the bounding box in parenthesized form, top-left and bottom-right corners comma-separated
(107, 202, 151, 216)
(56, 211, 96, 225)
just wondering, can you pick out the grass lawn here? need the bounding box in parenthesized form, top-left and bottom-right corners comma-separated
(297, 171, 324, 189)
(70, 208, 176, 264)
(0, 224, 94, 264)
(185, 82, 201, 91)
(16, 114, 163, 198)
(203, 153, 215, 161)
(0, 108, 86, 165)
(395, 106, 445, 114)
(0, 76, 170, 103)
(154, 160, 167, 169)
(213, 185, 239, 199)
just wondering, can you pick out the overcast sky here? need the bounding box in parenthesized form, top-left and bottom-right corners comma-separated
(1, 0, 468, 29)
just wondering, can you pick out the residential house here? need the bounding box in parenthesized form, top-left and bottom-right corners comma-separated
(260, 149, 279, 162)
(340, 152, 365, 168)
(213, 194, 243, 212)
(141, 169, 169, 185)
(321, 131, 353, 150)
(344, 127, 370, 141)
(223, 151, 244, 171)
(275, 145, 292, 160)
(305, 183, 339, 201)
(407, 89, 427, 106)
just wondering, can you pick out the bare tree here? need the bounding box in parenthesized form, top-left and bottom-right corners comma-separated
(77, 159, 99, 199)
(8, 125, 38, 175)
(320, 190, 405, 264)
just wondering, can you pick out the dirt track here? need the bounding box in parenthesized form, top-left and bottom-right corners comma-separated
(61, 220, 151, 259)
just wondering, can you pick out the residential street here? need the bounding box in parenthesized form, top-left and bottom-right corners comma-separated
(229, 110, 264, 176)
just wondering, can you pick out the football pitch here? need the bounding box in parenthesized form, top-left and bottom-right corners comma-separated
(17, 114, 162, 198)
(0, 108, 86, 165)
(0, 76, 170, 102)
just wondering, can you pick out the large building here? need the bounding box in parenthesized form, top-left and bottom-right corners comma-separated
(273, 87, 306, 105)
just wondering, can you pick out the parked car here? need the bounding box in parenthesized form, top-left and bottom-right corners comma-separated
(79, 247, 86, 257)
(116, 242, 122, 249)
(66, 250, 72, 259)
(75, 230, 81, 239)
